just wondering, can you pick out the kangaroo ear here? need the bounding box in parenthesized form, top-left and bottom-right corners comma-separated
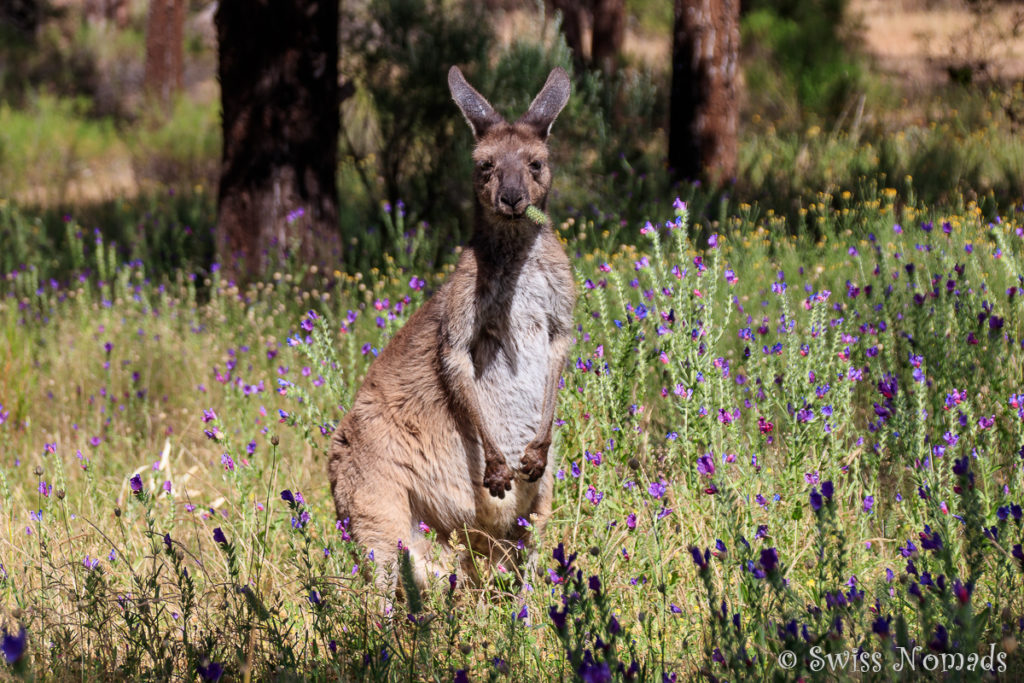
(518, 67, 571, 140)
(449, 66, 504, 139)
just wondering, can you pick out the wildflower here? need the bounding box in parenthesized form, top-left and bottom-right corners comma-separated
(585, 485, 603, 506)
(1, 626, 26, 664)
(130, 474, 143, 495)
(213, 528, 228, 545)
(696, 454, 715, 478)
(810, 488, 823, 512)
(648, 479, 667, 499)
(549, 605, 569, 631)
(872, 616, 892, 639)
(197, 660, 223, 682)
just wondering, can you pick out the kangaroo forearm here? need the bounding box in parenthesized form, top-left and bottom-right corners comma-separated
(440, 347, 504, 460)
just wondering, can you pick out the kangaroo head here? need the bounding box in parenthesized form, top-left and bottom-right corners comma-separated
(449, 66, 571, 220)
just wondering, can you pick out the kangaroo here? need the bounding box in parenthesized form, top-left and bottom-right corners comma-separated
(327, 66, 575, 589)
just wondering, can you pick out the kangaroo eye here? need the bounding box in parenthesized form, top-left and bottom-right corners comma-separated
(479, 160, 494, 172)
(529, 160, 543, 173)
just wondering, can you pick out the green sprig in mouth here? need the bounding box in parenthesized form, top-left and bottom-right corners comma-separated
(524, 204, 549, 226)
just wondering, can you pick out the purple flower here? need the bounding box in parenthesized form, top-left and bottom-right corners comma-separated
(281, 490, 295, 504)
(549, 605, 568, 631)
(689, 546, 708, 570)
(821, 481, 834, 499)
(696, 454, 715, 478)
(863, 495, 874, 513)
(213, 528, 227, 545)
(585, 485, 603, 506)
(810, 488, 823, 512)
(760, 547, 779, 574)
(1, 626, 26, 664)
(130, 474, 143, 494)
(197, 660, 223, 682)
(552, 543, 577, 571)
(648, 479, 667, 499)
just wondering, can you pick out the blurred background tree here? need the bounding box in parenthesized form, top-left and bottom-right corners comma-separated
(143, 0, 184, 108)
(669, 0, 741, 186)
(214, 0, 342, 281)
(549, 0, 627, 74)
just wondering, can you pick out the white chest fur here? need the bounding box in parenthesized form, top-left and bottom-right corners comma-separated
(471, 257, 556, 465)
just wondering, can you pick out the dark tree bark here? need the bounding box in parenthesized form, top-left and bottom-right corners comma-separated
(590, 0, 625, 73)
(550, 0, 625, 74)
(144, 0, 185, 106)
(215, 0, 341, 282)
(669, 0, 740, 186)
(0, 0, 42, 37)
(551, 0, 587, 72)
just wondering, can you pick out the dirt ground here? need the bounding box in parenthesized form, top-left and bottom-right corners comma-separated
(852, 0, 1024, 87)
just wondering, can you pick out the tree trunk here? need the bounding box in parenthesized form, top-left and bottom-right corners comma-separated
(590, 0, 625, 74)
(143, 0, 185, 106)
(1, 0, 42, 38)
(550, 0, 624, 73)
(669, 0, 740, 186)
(551, 0, 587, 72)
(215, 0, 341, 282)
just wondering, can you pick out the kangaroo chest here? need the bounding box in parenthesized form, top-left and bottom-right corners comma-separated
(470, 259, 562, 461)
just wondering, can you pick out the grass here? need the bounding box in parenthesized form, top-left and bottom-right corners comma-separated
(1, 180, 1023, 679)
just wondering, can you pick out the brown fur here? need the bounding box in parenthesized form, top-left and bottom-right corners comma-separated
(327, 67, 575, 588)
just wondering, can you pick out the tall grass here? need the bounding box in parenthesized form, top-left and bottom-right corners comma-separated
(1, 183, 1023, 679)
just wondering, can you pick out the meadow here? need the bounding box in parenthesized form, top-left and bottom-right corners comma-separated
(1, 178, 1023, 681)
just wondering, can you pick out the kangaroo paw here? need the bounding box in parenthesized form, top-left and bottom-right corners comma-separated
(483, 460, 514, 499)
(519, 442, 549, 482)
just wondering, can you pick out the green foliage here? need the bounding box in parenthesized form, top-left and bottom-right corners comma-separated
(742, 0, 865, 124)
(338, 1, 666, 265)
(340, 0, 492, 252)
(0, 190, 215, 283)
(3, 184, 1024, 678)
(129, 96, 221, 189)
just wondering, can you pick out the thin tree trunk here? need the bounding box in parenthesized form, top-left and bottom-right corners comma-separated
(215, 0, 341, 282)
(669, 0, 740, 186)
(144, 0, 185, 106)
(551, 0, 588, 71)
(590, 0, 625, 74)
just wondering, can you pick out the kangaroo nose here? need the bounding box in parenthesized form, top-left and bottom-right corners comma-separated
(498, 190, 526, 214)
